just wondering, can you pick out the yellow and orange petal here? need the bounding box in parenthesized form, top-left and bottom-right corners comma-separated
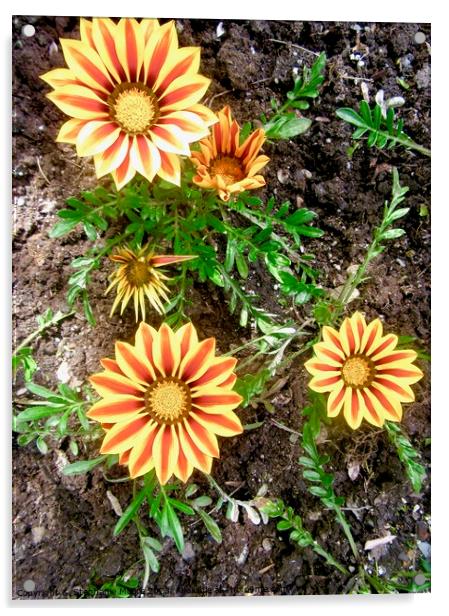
(87, 321, 243, 484)
(304, 312, 424, 429)
(41, 18, 217, 190)
(190, 105, 270, 202)
(105, 245, 196, 322)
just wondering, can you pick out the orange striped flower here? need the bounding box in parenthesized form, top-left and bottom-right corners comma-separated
(87, 322, 243, 484)
(41, 18, 217, 189)
(305, 312, 423, 429)
(190, 105, 270, 202)
(106, 246, 196, 321)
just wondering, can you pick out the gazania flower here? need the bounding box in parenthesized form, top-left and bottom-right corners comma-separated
(41, 18, 217, 189)
(106, 246, 196, 321)
(87, 322, 243, 484)
(305, 312, 423, 429)
(190, 105, 270, 202)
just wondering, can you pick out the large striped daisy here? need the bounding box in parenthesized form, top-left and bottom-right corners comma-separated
(304, 312, 423, 429)
(87, 322, 243, 484)
(41, 18, 217, 189)
(190, 105, 270, 202)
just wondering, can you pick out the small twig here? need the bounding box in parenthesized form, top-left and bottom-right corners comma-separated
(36, 156, 50, 184)
(339, 73, 374, 82)
(268, 39, 319, 56)
(205, 89, 234, 107)
(270, 418, 301, 436)
(249, 77, 271, 85)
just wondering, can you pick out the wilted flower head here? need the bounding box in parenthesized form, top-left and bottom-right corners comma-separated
(106, 246, 195, 321)
(41, 18, 217, 189)
(87, 322, 243, 484)
(305, 312, 423, 429)
(190, 105, 270, 202)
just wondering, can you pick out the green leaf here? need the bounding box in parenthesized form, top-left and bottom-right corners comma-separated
(265, 116, 312, 140)
(336, 108, 365, 128)
(62, 456, 107, 476)
(25, 382, 59, 399)
(386, 207, 410, 223)
(169, 499, 195, 516)
(303, 469, 321, 482)
(114, 487, 147, 536)
(142, 543, 160, 574)
(380, 228, 406, 240)
(16, 406, 65, 422)
(309, 485, 329, 498)
(277, 520, 292, 531)
(143, 536, 163, 551)
(165, 501, 184, 552)
(196, 508, 222, 543)
(191, 495, 213, 508)
(235, 253, 249, 279)
(36, 436, 48, 454)
(82, 291, 96, 326)
(49, 219, 79, 238)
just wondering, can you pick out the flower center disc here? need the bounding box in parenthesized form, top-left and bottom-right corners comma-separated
(126, 259, 152, 286)
(341, 355, 373, 388)
(145, 377, 192, 424)
(211, 156, 245, 184)
(110, 84, 158, 134)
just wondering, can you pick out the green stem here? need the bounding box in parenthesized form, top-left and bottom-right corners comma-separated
(334, 505, 360, 560)
(228, 202, 304, 265)
(13, 310, 75, 356)
(370, 132, 431, 157)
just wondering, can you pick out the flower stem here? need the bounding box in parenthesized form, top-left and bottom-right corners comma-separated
(13, 310, 75, 356)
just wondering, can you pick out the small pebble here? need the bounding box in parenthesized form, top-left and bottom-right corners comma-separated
(182, 542, 195, 561)
(416, 521, 429, 541)
(16, 196, 25, 206)
(414, 31, 426, 45)
(414, 573, 426, 586)
(23, 579, 36, 592)
(262, 538, 272, 552)
(277, 169, 290, 184)
(31, 526, 45, 545)
(21, 24, 35, 38)
(417, 540, 431, 559)
(236, 544, 249, 565)
(56, 360, 71, 383)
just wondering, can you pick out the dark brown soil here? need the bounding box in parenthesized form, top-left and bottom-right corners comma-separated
(12, 17, 430, 598)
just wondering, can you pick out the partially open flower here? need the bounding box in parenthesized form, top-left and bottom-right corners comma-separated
(41, 18, 217, 189)
(106, 246, 195, 321)
(190, 105, 270, 202)
(87, 322, 243, 484)
(305, 312, 423, 429)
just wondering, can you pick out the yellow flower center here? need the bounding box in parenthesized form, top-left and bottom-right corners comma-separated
(145, 377, 192, 424)
(210, 156, 245, 185)
(125, 259, 153, 287)
(110, 83, 158, 134)
(341, 355, 374, 388)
